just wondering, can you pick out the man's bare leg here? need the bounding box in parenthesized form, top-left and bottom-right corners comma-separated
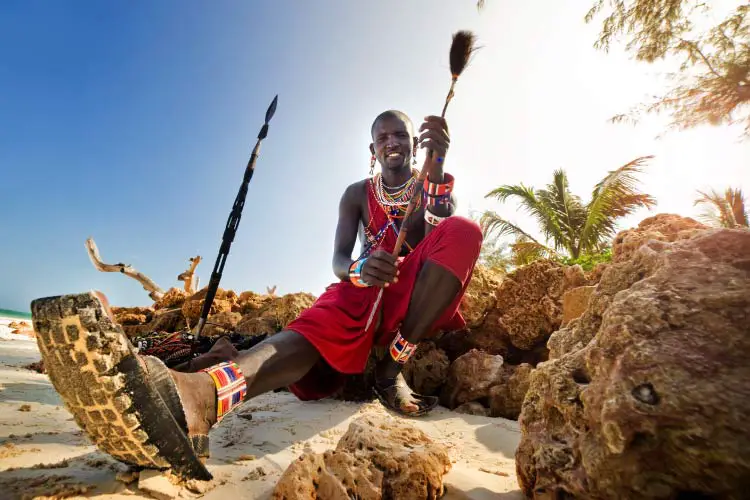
(374, 260, 462, 414)
(168, 330, 320, 437)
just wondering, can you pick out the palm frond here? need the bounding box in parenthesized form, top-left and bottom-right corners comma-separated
(538, 169, 587, 255)
(695, 187, 749, 227)
(478, 210, 546, 247)
(510, 238, 556, 266)
(581, 156, 656, 253)
(727, 188, 749, 227)
(485, 184, 564, 248)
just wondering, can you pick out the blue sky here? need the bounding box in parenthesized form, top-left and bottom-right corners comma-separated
(1, 1, 748, 312)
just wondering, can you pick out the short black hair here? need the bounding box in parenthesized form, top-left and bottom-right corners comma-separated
(370, 110, 413, 138)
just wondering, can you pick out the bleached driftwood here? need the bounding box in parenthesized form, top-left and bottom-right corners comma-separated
(266, 285, 277, 296)
(177, 256, 202, 294)
(85, 237, 165, 301)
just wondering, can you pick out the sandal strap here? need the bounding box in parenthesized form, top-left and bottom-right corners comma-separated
(201, 361, 247, 423)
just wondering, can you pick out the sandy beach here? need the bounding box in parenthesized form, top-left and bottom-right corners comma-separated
(0, 326, 523, 499)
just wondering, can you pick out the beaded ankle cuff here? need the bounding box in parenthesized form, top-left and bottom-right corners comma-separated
(389, 331, 418, 364)
(201, 361, 247, 423)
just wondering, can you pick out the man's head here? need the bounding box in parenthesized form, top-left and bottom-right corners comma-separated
(369, 110, 418, 172)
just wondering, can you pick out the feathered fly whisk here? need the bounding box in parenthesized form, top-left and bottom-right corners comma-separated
(390, 30, 478, 257)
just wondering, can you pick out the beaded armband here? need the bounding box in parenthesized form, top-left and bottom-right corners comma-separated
(389, 331, 418, 364)
(349, 258, 371, 287)
(424, 209, 447, 226)
(201, 361, 247, 423)
(423, 173, 455, 207)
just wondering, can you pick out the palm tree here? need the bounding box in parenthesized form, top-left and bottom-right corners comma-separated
(694, 187, 749, 228)
(479, 156, 656, 260)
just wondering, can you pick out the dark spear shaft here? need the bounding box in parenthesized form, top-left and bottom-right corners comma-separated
(193, 95, 278, 339)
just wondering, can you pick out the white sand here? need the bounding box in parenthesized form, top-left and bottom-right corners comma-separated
(0, 333, 523, 499)
(0, 316, 33, 341)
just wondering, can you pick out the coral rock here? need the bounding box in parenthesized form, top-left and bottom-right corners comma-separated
(458, 264, 504, 329)
(440, 349, 504, 409)
(495, 259, 580, 350)
(152, 287, 189, 310)
(611, 213, 706, 264)
(402, 341, 450, 396)
(561, 285, 596, 326)
(516, 228, 750, 499)
(181, 287, 236, 325)
(201, 311, 243, 337)
(488, 363, 534, 420)
(454, 402, 490, 416)
(272, 414, 451, 499)
(111, 306, 153, 326)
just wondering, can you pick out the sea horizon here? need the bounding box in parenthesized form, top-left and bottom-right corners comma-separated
(0, 308, 32, 320)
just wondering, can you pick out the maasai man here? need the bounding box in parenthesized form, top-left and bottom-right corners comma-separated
(30, 110, 483, 480)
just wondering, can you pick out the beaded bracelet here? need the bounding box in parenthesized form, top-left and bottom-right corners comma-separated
(424, 209, 447, 226)
(424, 172, 455, 197)
(349, 258, 371, 287)
(389, 330, 418, 364)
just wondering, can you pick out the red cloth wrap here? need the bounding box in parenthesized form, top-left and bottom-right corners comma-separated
(286, 178, 482, 400)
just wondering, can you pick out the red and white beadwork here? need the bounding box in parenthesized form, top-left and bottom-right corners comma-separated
(201, 361, 247, 423)
(389, 331, 418, 364)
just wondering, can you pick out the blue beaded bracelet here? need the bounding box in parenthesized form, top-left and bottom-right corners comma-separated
(349, 258, 371, 287)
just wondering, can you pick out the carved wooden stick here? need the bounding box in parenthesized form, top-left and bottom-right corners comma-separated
(177, 256, 202, 294)
(85, 237, 165, 301)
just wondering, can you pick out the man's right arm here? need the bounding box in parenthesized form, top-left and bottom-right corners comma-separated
(331, 181, 363, 281)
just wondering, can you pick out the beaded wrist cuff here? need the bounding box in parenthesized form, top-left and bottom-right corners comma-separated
(201, 361, 247, 423)
(349, 258, 371, 287)
(424, 209, 447, 226)
(389, 331, 418, 364)
(424, 172, 454, 197)
(423, 173, 454, 207)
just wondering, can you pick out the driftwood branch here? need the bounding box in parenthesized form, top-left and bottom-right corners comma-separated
(85, 237, 165, 301)
(177, 256, 202, 295)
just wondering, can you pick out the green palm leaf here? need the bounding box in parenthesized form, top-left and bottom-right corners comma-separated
(581, 156, 657, 254)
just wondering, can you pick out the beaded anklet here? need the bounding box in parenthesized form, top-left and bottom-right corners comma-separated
(201, 361, 247, 423)
(389, 331, 418, 364)
(349, 258, 371, 287)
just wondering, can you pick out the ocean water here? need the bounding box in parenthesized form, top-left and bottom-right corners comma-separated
(0, 308, 32, 320)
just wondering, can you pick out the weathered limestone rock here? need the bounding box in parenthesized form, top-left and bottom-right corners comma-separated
(401, 341, 450, 396)
(611, 213, 706, 263)
(440, 349, 504, 409)
(516, 228, 750, 499)
(201, 311, 242, 337)
(454, 401, 490, 416)
(458, 264, 504, 329)
(488, 363, 534, 420)
(111, 306, 153, 326)
(152, 287, 189, 310)
(272, 414, 451, 499)
(561, 285, 596, 326)
(495, 259, 585, 350)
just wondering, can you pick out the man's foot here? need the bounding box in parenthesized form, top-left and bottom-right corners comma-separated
(31, 291, 217, 480)
(373, 372, 439, 417)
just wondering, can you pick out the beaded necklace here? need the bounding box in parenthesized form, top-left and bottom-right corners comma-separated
(359, 170, 419, 259)
(373, 169, 421, 219)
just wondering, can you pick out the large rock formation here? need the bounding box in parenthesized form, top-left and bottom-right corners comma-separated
(439, 349, 534, 420)
(611, 213, 706, 263)
(271, 414, 451, 499)
(516, 226, 750, 499)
